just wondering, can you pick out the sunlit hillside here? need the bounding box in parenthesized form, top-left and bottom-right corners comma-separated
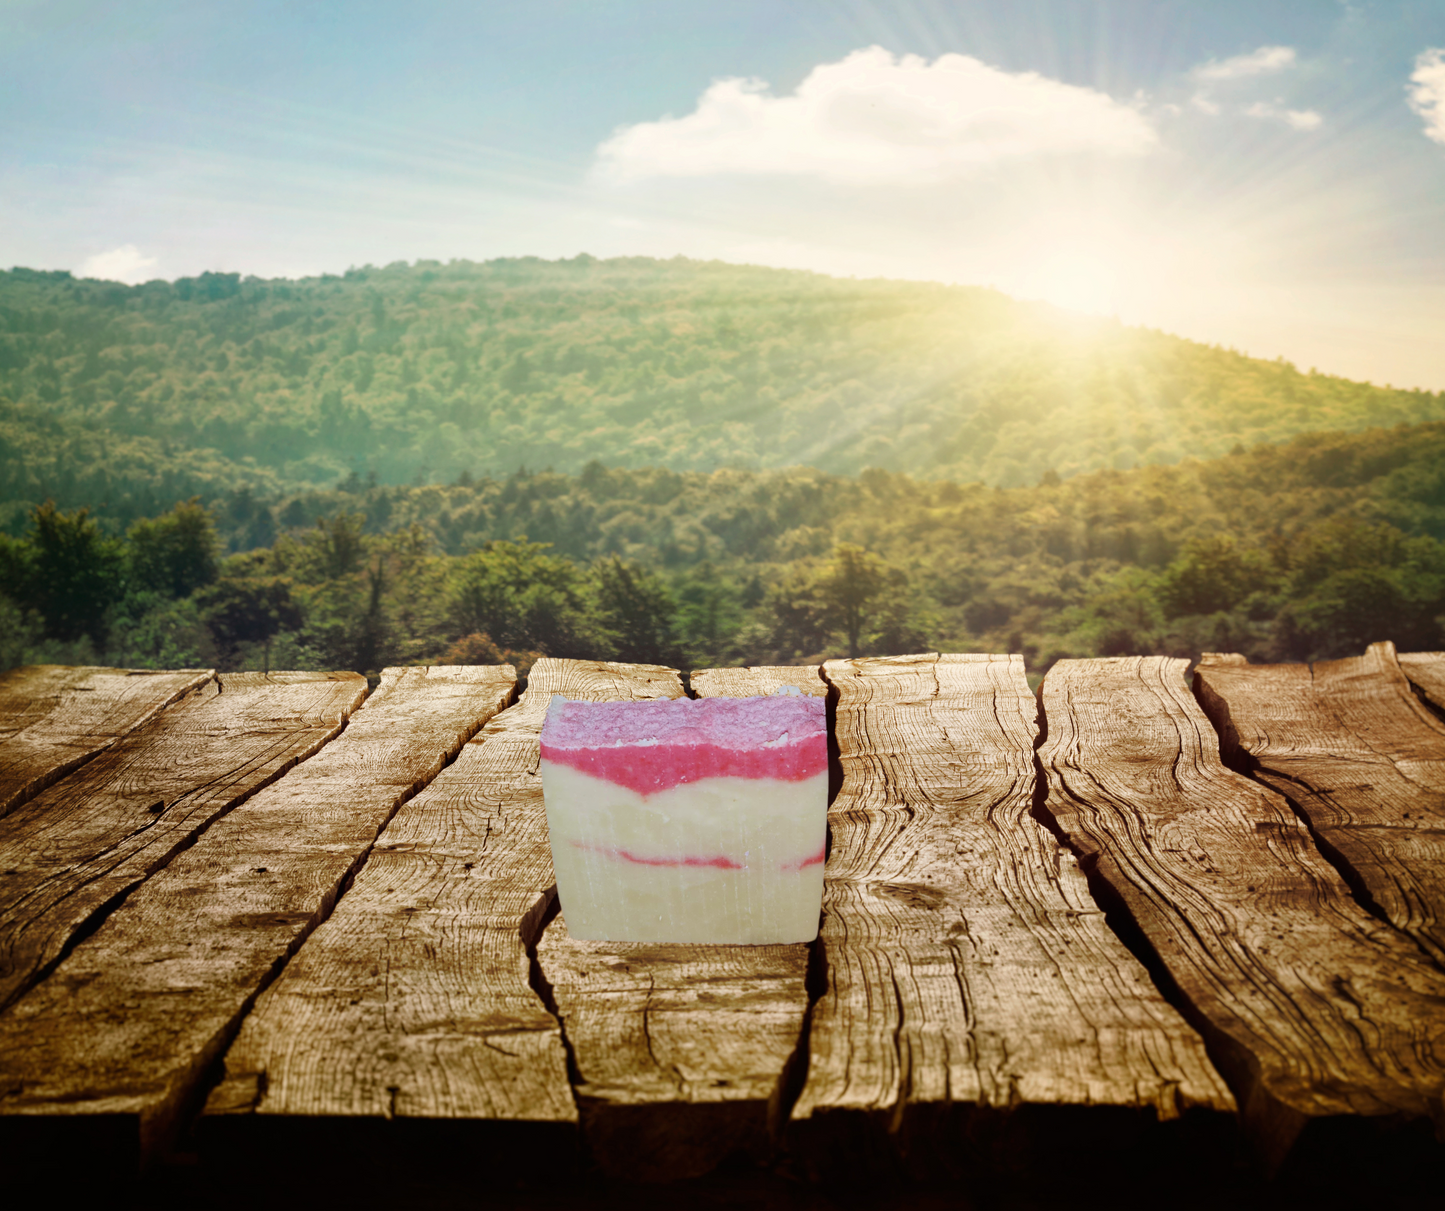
(2, 255, 1443, 536)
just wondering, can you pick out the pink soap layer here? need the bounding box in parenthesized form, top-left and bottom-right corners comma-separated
(570, 840, 827, 871)
(541, 695, 826, 795)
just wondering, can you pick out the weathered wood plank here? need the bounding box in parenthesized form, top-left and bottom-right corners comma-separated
(793, 653, 1232, 1168)
(204, 658, 678, 1156)
(1196, 643, 1445, 967)
(1400, 650, 1445, 713)
(0, 665, 211, 819)
(1039, 655, 1445, 1166)
(534, 665, 823, 1181)
(689, 664, 829, 699)
(0, 670, 365, 1013)
(0, 665, 514, 1169)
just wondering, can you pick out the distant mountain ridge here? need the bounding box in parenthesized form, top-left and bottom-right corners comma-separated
(2, 255, 1441, 531)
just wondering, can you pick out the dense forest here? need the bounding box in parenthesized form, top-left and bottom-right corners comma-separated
(4, 419, 1443, 678)
(3, 256, 1443, 544)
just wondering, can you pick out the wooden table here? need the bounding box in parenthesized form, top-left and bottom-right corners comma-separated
(2, 648, 1443, 1199)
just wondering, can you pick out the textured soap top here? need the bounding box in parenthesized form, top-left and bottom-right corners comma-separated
(543, 693, 823, 749)
(540, 693, 827, 794)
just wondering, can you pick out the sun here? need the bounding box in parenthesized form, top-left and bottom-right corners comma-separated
(1017, 246, 1123, 317)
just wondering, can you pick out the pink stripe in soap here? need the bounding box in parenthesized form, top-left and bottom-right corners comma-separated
(782, 845, 827, 871)
(541, 693, 828, 796)
(573, 841, 745, 870)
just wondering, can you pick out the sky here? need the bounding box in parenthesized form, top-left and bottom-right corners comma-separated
(3, 0, 1444, 389)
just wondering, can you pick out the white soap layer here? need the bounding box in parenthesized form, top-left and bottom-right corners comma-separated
(542, 761, 826, 943)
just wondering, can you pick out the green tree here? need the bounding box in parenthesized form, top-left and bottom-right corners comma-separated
(23, 501, 125, 645)
(767, 547, 922, 662)
(311, 513, 368, 580)
(198, 577, 303, 670)
(0, 534, 31, 604)
(673, 563, 744, 666)
(1273, 519, 1445, 658)
(817, 544, 891, 659)
(349, 556, 389, 673)
(1284, 518, 1409, 593)
(1061, 567, 1166, 658)
(128, 498, 220, 598)
(1282, 568, 1413, 659)
(451, 540, 589, 654)
(870, 592, 932, 657)
(109, 595, 212, 670)
(1157, 535, 1274, 618)
(592, 556, 680, 665)
(0, 590, 43, 670)
(768, 564, 833, 662)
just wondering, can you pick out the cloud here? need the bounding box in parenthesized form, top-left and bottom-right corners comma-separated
(1243, 101, 1324, 130)
(1408, 48, 1445, 145)
(1194, 46, 1296, 81)
(78, 243, 158, 283)
(596, 46, 1157, 186)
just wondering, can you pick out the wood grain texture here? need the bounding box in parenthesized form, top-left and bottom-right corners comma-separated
(1040, 656, 1445, 1166)
(0, 665, 514, 1169)
(1400, 650, 1445, 713)
(535, 665, 821, 1182)
(0, 665, 211, 819)
(1196, 642, 1445, 967)
(689, 665, 829, 699)
(205, 658, 679, 1149)
(793, 653, 1231, 1157)
(0, 671, 365, 1014)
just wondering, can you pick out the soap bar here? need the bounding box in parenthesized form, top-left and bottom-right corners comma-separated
(540, 693, 828, 943)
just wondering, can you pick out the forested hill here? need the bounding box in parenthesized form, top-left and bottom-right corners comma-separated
(3, 257, 1443, 532)
(5, 418, 1445, 677)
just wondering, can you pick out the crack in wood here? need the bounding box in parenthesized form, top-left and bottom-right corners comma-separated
(524, 887, 582, 1089)
(1041, 654, 1445, 1171)
(792, 653, 1231, 1180)
(1196, 645, 1445, 973)
(0, 666, 513, 1170)
(0, 668, 214, 822)
(0, 673, 368, 1016)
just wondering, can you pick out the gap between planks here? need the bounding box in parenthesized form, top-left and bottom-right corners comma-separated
(1039, 654, 1445, 1172)
(200, 658, 680, 1175)
(0, 670, 366, 1014)
(0, 665, 515, 1172)
(0, 665, 213, 820)
(789, 652, 1232, 1181)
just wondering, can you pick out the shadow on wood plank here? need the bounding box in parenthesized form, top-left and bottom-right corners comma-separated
(67, 1118, 1445, 1211)
(536, 664, 825, 1183)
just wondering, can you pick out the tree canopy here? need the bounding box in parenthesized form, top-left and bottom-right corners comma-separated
(3, 256, 1441, 541)
(5, 419, 1445, 677)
